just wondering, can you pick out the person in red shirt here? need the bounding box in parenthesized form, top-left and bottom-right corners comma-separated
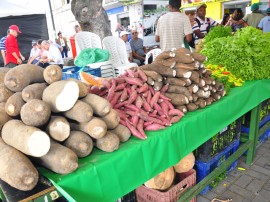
(5, 25, 25, 68)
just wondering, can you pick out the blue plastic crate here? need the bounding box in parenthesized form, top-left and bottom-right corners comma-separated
(241, 114, 270, 134)
(62, 66, 101, 80)
(195, 140, 240, 195)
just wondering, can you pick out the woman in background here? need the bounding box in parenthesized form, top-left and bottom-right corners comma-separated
(225, 9, 245, 32)
(221, 13, 230, 26)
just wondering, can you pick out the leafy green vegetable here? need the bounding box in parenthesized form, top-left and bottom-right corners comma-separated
(201, 27, 270, 80)
(204, 26, 233, 44)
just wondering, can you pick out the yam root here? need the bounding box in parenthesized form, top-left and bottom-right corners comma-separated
(20, 99, 51, 127)
(144, 167, 175, 191)
(191, 52, 207, 63)
(174, 62, 198, 70)
(186, 103, 198, 111)
(95, 131, 120, 152)
(153, 81, 163, 91)
(0, 68, 11, 84)
(143, 70, 162, 82)
(109, 124, 131, 142)
(174, 153, 195, 173)
(0, 84, 14, 103)
(163, 77, 186, 86)
(22, 83, 47, 102)
(35, 139, 78, 174)
(187, 84, 199, 94)
(195, 99, 207, 108)
(155, 59, 176, 68)
(167, 85, 192, 101)
(147, 76, 154, 86)
(174, 53, 194, 64)
(165, 93, 189, 106)
(154, 50, 175, 61)
(46, 116, 70, 142)
(175, 69, 192, 78)
(0, 107, 11, 131)
(4, 64, 45, 92)
(5, 92, 25, 117)
(42, 80, 79, 113)
(63, 100, 93, 123)
(70, 117, 107, 139)
(101, 109, 120, 130)
(67, 78, 89, 98)
(81, 93, 111, 117)
(43, 65, 62, 84)
(64, 131, 93, 158)
(190, 71, 200, 84)
(141, 64, 176, 77)
(0, 138, 39, 191)
(175, 105, 188, 114)
(2, 120, 50, 157)
(179, 78, 192, 86)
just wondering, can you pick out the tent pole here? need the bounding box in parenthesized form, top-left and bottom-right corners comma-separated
(48, 0, 56, 38)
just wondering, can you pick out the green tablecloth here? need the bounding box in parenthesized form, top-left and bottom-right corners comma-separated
(40, 80, 270, 202)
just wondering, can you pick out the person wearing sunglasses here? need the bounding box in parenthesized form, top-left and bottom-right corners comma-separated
(129, 29, 146, 65)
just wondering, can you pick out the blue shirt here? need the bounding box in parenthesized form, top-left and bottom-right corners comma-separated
(0, 36, 7, 51)
(258, 16, 270, 33)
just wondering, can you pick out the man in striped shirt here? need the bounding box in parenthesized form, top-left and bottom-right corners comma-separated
(0, 30, 9, 66)
(192, 4, 218, 46)
(155, 0, 192, 52)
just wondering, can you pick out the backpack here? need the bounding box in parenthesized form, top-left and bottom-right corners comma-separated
(188, 17, 211, 49)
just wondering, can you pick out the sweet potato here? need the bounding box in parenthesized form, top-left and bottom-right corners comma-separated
(35, 139, 78, 174)
(43, 65, 62, 84)
(22, 83, 47, 102)
(100, 109, 120, 130)
(0, 84, 14, 102)
(64, 131, 93, 158)
(2, 120, 50, 157)
(42, 80, 79, 113)
(70, 117, 107, 139)
(165, 93, 189, 106)
(63, 100, 93, 123)
(0, 67, 11, 84)
(109, 124, 131, 142)
(81, 93, 111, 117)
(143, 70, 163, 82)
(20, 99, 51, 127)
(95, 131, 120, 152)
(46, 116, 70, 142)
(4, 64, 45, 92)
(0, 138, 39, 191)
(5, 92, 25, 117)
(67, 78, 89, 98)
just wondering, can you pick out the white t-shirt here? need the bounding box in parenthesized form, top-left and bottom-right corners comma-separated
(125, 41, 132, 59)
(156, 12, 192, 52)
(30, 47, 41, 60)
(47, 44, 63, 64)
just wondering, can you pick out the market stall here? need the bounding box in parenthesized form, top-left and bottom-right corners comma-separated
(39, 79, 270, 202)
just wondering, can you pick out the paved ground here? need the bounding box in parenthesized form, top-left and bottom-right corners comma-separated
(197, 138, 270, 202)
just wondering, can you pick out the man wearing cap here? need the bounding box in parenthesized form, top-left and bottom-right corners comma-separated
(5, 25, 25, 68)
(258, 8, 270, 33)
(192, 4, 218, 47)
(230, 3, 264, 28)
(0, 30, 10, 66)
(40, 40, 63, 68)
(27, 40, 42, 65)
(129, 29, 146, 65)
(155, 0, 192, 52)
(120, 31, 141, 65)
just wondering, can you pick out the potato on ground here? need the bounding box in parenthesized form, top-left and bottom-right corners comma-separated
(70, 117, 107, 139)
(67, 78, 89, 98)
(173, 152, 195, 173)
(63, 100, 93, 123)
(64, 131, 93, 158)
(4, 64, 45, 92)
(20, 99, 51, 127)
(109, 124, 131, 142)
(34, 139, 78, 174)
(1, 120, 50, 157)
(81, 93, 111, 117)
(95, 131, 120, 152)
(0, 83, 14, 103)
(22, 83, 47, 102)
(0, 138, 39, 191)
(100, 109, 120, 129)
(0, 67, 11, 84)
(43, 65, 62, 84)
(42, 80, 79, 113)
(0, 107, 11, 132)
(46, 116, 70, 142)
(5, 92, 25, 117)
(144, 167, 175, 191)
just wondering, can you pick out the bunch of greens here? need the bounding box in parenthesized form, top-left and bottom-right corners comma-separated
(201, 27, 270, 81)
(204, 26, 233, 44)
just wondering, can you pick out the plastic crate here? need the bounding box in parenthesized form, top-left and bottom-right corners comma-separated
(136, 169, 196, 202)
(194, 118, 241, 162)
(242, 99, 270, 129)
(116, 190, 137, 202)
(241, 114, 270, 134)
(195, 140, 239, 195)
(62, 66, 101, 80)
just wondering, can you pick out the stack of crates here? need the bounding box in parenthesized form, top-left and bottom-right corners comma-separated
(136, 169, 196, 202)
(241, 98, 270, 147)
(194, 117, 242, 194)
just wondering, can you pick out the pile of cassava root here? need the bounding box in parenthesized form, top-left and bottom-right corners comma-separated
(0, 64, 131, 191)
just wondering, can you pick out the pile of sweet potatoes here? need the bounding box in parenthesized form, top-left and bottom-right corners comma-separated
(0, 64, 130, 191)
